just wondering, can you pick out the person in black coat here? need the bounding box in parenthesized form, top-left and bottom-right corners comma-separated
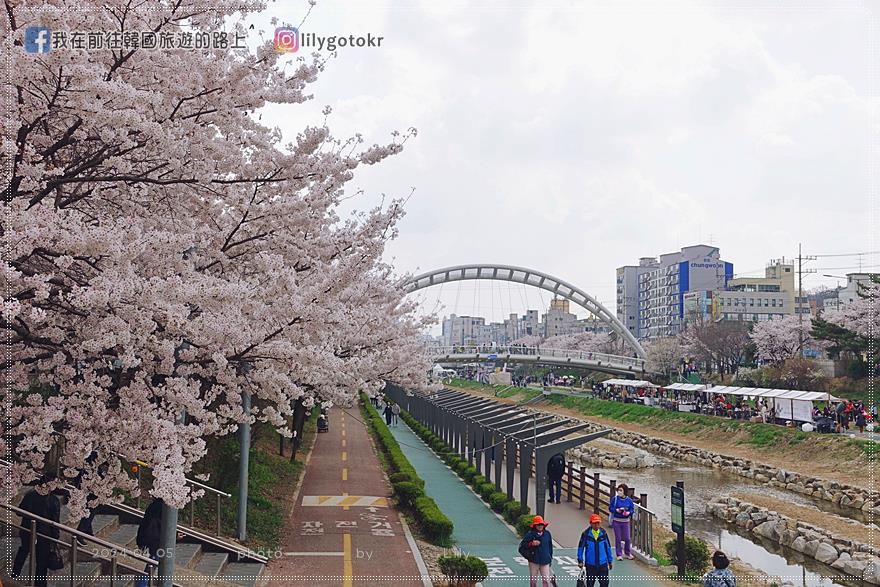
(383, 403, 394, 426)
(546, 453, 565, 504)
(12, 474, 62, 587)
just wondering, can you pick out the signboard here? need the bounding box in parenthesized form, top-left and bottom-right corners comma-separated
(671, 485, 685, 534)
(487, 353, 498, 360)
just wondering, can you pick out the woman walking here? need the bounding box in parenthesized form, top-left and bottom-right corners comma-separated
(609, 483, 635, 560)
(519, 515, 553, 587)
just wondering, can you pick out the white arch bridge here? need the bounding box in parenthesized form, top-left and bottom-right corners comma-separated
(404, 263, 648, 359)
(429, 344, 651, 376)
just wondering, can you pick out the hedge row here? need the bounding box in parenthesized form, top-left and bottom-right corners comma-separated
(360, 394, 453, 546)
(399, 410, 534, 536)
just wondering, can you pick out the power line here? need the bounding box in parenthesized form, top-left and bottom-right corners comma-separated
(813, 250, 880, 258)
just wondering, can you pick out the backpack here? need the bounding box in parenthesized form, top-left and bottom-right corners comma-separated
(518, 534, 537, 562)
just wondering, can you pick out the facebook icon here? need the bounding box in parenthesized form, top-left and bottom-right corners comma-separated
(25, 27, 51, 53)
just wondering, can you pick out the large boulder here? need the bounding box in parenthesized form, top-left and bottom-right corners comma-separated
(832, 552, 852, 570)
(790, 536, 807, 553)
(815, 542, 839, 564)
(844, 558, 869, 578)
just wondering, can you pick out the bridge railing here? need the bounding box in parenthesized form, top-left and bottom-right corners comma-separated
(427, 345, 646, 371)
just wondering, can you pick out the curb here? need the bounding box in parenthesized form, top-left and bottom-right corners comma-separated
(398, 512, 433, 587)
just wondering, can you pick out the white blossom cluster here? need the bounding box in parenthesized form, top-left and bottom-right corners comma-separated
(2, 0, 431, 518)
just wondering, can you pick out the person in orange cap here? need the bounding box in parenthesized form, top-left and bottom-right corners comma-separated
(577, 513, 614, 587)
(518, 515, 553, 586)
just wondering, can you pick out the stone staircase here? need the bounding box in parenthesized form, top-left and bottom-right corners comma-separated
(1, 500, 264, 587)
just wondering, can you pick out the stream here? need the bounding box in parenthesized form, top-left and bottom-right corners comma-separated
(589, 440, 869, 586)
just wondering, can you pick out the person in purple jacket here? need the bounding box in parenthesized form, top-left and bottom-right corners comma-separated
(609, 483, 635, 560)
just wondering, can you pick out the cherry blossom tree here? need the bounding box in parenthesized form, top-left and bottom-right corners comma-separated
(750, 315, 821, 364)
(2, 0, 430, 518)
(644, 337, 684, 379)
(511, 334, 543, 347)
(542, 332, 614, 353)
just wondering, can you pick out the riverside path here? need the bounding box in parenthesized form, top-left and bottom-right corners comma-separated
(266, 407, 429, 586)
(387, 419, 666, 586)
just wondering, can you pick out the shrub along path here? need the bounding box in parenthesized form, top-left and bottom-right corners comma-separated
(388, 420, 665, 585)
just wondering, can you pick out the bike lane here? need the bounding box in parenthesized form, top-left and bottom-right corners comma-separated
(266, 408, 427, 586)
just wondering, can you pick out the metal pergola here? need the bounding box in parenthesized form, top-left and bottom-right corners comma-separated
(384, 384, 611, 517)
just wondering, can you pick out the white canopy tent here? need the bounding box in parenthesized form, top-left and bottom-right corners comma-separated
(602, 378, 660, 388)
(663, 383, 708, 392)
(703, 386, 840, 423)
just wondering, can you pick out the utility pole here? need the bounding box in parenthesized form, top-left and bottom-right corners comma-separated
(797, 243, 817, 353)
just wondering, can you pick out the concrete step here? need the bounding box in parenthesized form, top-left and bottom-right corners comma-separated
(219, 562, 264, 587)
(92, 514, 119, 537)
(106, 524, 139, 549)
(193, 552, 228, 578)
(175, 542, 202, 568)
(0, 536, 19, 573)
(47, 561, 102, 587)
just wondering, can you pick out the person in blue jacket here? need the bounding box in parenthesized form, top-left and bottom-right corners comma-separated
(519, 515, 553, 587)
(609, 483, 635, 560)
(577, 513, 614, 587)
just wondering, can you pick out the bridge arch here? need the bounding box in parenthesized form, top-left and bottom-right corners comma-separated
(404, 264, 647, 359)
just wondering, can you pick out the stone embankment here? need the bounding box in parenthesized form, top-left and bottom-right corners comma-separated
(568, 445, 654, 469)
(556, 415, 879, 516)
(707, 496, 880, 584)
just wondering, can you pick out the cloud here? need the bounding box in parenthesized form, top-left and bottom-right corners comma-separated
(257, 1, 872, 313)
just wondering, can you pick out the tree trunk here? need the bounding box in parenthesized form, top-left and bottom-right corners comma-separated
(290, 398, 307, 462)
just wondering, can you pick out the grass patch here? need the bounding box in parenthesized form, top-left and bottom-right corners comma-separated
(189, 413, 317, 550)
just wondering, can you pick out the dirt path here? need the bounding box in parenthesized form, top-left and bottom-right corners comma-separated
(450, 385, 869, 488)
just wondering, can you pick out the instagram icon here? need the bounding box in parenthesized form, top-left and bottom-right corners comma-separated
(274, 27, 299, 53)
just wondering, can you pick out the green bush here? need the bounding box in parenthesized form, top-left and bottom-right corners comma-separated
(478, 481, 496, 500)
(359, 394, 452, 546)
(392, 480, 424, 507)
(515, 513, 535, 536)
(389, 471, 423, 487)
(665, 535, 711, 577)
(438, 554, 489, 585)
(470, 474, 486, 489)
(415, 496, 454, 546)
(461, 466, 478, 483)
(488, 491, 509, 513)
(503, 500, 526, 524)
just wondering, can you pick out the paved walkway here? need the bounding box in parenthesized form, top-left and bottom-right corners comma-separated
(388, 421, 665, 585)
(266, 408, 426, 586)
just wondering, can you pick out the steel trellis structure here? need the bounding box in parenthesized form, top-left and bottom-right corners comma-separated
(404, 264, 647, 359)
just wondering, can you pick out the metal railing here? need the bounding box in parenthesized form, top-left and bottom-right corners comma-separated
(631, 504, 655, 559)
(0, 501, 165, 587)
(429, 344, 647, 371)
(125, 455, 232, 537)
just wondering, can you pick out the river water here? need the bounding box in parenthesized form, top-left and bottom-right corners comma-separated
(592, 441, 868, 586)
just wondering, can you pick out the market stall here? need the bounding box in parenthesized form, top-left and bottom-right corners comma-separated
(704, 385, 839, 423)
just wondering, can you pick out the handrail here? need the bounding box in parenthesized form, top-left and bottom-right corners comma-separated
(105, 501, 268, 565)
(0, 500, 167, 587)
(428, 344, 647, 369)
(123, 455, 233, 498)
(2, 502, 157, 567)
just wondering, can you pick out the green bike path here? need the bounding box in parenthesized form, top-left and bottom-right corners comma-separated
(388, 421, 665, 585)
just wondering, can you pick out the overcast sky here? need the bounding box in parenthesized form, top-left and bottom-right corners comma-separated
(254, 0, 875, 330)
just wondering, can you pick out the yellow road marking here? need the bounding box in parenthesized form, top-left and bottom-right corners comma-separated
(301, 495, 388, 507)
(342, 429, 346, 437)
(342, 439, 346, 447)
(343, 533, 352, 587)
(343, 492, 349, 511)
(342, 451, 347, 461)
(342, 468, 348, 481)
